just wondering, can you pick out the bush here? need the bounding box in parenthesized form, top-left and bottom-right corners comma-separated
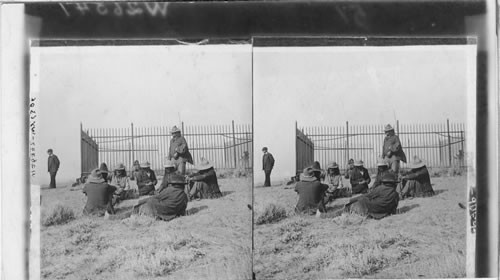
(42, 204, 75, 227)
(256, 204, 287, 225)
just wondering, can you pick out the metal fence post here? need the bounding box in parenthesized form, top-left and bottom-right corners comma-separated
(232, 120, 237, 168)
(346, 121, 350, 164)
(131, 122, 135, 163)
(447, 119, 452, 167)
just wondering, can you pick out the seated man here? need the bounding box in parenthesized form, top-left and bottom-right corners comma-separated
(157, 160, 177, 193)
(136, 161, 157, 196)
(129, 160, 141, 180)
(83, 168, 117, 216)
(133, 174, 189, 221)
(344, 158, 355, 179)
(109, 163, 137, 205)
(187, 158, 222, 200)
(345, 172, 399, 219)
(294, 166, 328, 215)
(350, 160, 371, 194)
(323, 161, 351, 204)
(370, 158, 391, 191)
(400, 156, 435, 199)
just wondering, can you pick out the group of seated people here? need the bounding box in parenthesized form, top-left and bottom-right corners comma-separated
(82, 158, 222, 221)
(294, 156, 435, 219)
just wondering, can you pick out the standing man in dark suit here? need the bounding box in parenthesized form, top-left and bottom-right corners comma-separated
(47, 149, 60, 188)
(168, 126, 193, 175)
(262, 147, 275, 187)
(382, 124, 407, 174)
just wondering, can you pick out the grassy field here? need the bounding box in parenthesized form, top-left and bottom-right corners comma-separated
(253, 175, 468, 279)
(40, 176, 252, 280)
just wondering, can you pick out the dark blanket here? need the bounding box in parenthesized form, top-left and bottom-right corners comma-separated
(348, 183, 399, 219)
(134, 184, 188, 221)
(294, 180, 328, 215)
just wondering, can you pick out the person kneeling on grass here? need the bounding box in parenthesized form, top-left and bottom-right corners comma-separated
(295, 166, 328, 216)
(344, 172, 399, 219)
(186, 158, 222, 200)
(83, 168, 117, 216)
(133, 174, 189, 221)
(323, 161, 351, 205)
(109, 163, 137, 205)
(399, 156, 435, 199)
(136, 161, 157, 196)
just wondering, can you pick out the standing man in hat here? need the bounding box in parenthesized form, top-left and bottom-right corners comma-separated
(382, 124, 407, 174)
(262, 147, 275, 187)
(47, 149, 60, 188)
(168, 126, 193, 175)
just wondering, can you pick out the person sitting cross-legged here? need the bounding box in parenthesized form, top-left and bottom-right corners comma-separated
(109, 163, 137, 205)
(370, 158, 392, 192)
(187, 158, 223, 200)
(295, 166, 329, 216)
(82, 168, 117, 217)
(136, 161, 157, 196)
(345, 172, 400, 219)
(399, 156, 435, 199)
(350, 160, 371, 194)
(323, 161, 351, 205)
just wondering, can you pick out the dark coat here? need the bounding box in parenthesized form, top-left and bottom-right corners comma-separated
(352, 181, 399, 219)
(82, 182, 116, 216)
(294, 180, 328, 215)
(189, 168, 222, 199)
(262, 153, 275, 171)
(47, 154, 60, 173)
(350, 167, 371, 194)
(136, 168, 157, 195)
(383, 134, 407, 163)
(402, 166, 434, 197)
(371, 169, 392, 190)
(169, 136, 193, 164)
(134, 183, 188, 221)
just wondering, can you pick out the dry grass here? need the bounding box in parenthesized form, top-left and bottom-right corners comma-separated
(41, 204, 76, 227)
(254, 175, 467, 279)
(40, 177, 252, 280)
(255, 203, 288, 225)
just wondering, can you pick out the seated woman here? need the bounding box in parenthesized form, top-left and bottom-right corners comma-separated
(158, 160, 177, 192)
(350, 160, 371, 194)
(133, 174, 188, 221)
(323, 161, 350, 204)
(295, 166, 328, 215)
(345, 172, 399, 219)
(187, 158, 223, 200)
(370, 158, 391, 191)
(400, 156, 435, 199)
(136, 161, 157, 196)
(83, 168, 117, 216)
(109, 163, 137, 205)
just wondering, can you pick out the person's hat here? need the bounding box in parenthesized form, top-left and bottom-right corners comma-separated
(196, 158, 213, 170)
(168, 174, 187, 185)
(348, 158, 354, 164)
(47, 149, 53, 153)
(310, 161, 322, 172)
(87, 168, 105, 183)
(99, 163, 109, 173)
(262, 147, 268, 151)
(170, 126, 181, 134)
(384, 124, 395, 132)
(353, 160, 364, 167)
(381, 172, 398, 183)
(409, 156, 426, 169)
(327, 161, 339, 169)
(163, 160, 176, 169)
(140, 161, 151, 168)
(114, 163, 126, 171)
(299, 167, 317, 182)
(376, 158, 389, 167)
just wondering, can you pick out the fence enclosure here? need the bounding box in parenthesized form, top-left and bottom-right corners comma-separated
(297, 120, 466, 172)
(81, 121, 252, 175)
(296, 126, 314, 173)
(80, 126, 99, 176)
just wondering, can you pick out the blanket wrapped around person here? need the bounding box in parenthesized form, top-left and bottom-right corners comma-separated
(187, 158, 222, 200)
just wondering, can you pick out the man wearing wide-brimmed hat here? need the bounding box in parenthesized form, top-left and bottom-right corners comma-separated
(262, 147, 275, 187)
(349, 160, 371, 194)
(382, 124, 407, 174)
(82, 168, 117, 216)
(371, 158, 391, 191)
(187, 158, 222, 200)
(323, 161, 350, 204)
(168, 126, 193, 175)
(133, 173, 189, 221)
(399, 156, 434, 199)
(294, 166, 329, 215)
(109, 163, 136, 205)
(136, 161, 157, 196)
(345, 172, 399, 219)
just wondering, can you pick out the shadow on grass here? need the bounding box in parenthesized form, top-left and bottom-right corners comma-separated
(221, 191, 235, 197)
(186, 205, 209, 216)
(396, 204, 420, 214)
(433, 189, 447, 196)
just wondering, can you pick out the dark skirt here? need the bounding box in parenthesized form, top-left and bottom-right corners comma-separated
(134, 195, 188, 221)
(351, 183, 368, 194)
(138, 185, 155, 196)
(401, 180, 435, 198)
(190, 181, 222, 199)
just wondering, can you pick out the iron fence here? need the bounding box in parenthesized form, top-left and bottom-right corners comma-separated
(80, 127, 99, 176)
(82, 121, 252, 175)
(297, 119, 466, 172)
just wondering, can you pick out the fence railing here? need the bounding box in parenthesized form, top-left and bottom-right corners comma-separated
(298, 119, 466, 172)
(83, 121, 252, 175)
(80, 126, 99, 176)
(296, 126, 314, 173)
